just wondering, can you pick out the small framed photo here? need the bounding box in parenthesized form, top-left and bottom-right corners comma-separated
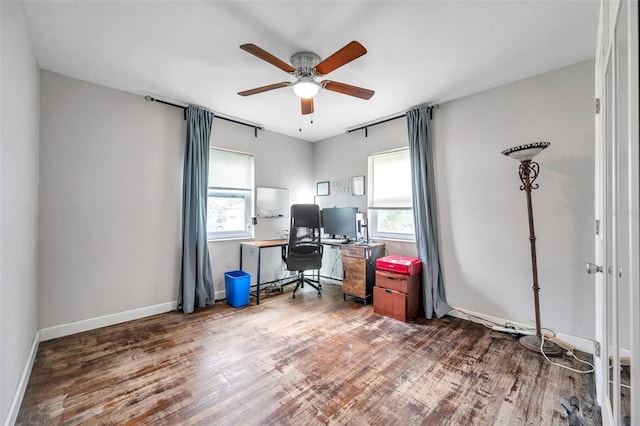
(317, 181, 330, 196)
(352, 175, 365, 196)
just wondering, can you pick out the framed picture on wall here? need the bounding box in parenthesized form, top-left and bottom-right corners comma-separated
(352, 176, 365, 196)
(317, 181, 330, 196)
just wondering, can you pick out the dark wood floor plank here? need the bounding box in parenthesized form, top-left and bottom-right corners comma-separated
(17, 283, 600, 425)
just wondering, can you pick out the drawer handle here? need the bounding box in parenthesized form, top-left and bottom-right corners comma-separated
(380, 274, 401, 281)
(385, 289, 392, 294)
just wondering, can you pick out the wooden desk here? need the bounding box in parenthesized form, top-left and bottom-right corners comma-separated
(239, 239, 288, 305)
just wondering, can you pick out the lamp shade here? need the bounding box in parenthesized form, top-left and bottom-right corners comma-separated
(291, 77, 320, 99)
(501, 142, 550, 162)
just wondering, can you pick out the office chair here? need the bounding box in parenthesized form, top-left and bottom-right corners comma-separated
(284, 204, 323, 298)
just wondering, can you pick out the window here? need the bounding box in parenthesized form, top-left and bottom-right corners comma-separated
(367, 148, 415, 240)
(208, 148, 254, 240)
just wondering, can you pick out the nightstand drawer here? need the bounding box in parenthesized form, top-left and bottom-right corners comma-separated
(373, 286, 408, 321)
(375, 270, 419, 293)
(342, 246, 366, 258)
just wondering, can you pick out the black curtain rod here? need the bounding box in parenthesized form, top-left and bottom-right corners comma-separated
(347, 105, 438, 137)
(144, 95, 264, 137)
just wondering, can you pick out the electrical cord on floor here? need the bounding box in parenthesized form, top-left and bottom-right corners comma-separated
(455, 311, 549, 336)
(455, 310, 596, 373)
(455, 310, 503, 329)
(540, 334, 595, 374)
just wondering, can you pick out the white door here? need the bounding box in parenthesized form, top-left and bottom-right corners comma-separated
(593, 1, 638, 424)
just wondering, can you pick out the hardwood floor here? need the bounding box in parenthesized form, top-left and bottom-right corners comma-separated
(17, 283, 601, 425)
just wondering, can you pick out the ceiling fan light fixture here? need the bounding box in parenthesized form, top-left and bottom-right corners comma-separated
(292, 77, 320, 99)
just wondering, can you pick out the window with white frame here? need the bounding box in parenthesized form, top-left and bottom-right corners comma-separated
(207, 148, 254, 240)
(367, 148, 415, 240)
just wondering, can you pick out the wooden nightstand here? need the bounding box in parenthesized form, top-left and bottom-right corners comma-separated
(374, 269, 420, 321)
(341, 242, 385, 305)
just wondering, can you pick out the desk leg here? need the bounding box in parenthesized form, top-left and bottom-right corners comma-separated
(256, 247, 261, 305)
(241, 245, 262, 305)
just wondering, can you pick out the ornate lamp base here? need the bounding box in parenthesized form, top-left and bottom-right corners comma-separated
(519, 335, 564, 357)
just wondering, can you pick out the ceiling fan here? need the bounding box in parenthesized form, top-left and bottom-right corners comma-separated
(238, 41, 375, 115)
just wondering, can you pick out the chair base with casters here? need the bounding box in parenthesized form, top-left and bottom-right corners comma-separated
(290, 270, 321, 298)
(285, 253, 322, 298)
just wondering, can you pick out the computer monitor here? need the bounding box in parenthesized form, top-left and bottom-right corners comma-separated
(321, 207, 358, 239)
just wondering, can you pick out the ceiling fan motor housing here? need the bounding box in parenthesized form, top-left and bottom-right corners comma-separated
(290, 52, 321, 77)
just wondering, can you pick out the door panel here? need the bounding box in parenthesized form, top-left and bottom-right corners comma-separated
(604, 46, 619, 420)
(594, 1, 638, 424)
(613, 4, 631, 419)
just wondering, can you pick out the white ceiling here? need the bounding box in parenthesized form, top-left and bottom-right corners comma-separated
(22, 0, 600, 142)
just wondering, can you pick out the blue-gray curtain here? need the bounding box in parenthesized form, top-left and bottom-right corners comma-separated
(406, 104, 451, 319)
(178, 105, 215, 313)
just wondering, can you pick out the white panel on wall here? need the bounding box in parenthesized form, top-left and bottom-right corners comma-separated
(256, 187, 289, 217)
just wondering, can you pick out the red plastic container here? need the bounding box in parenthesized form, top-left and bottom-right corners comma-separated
(376, 255, 422, 276)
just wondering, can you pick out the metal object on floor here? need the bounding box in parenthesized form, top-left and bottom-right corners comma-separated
(520, 335, 563, 357)
(560, 396, 585, 426)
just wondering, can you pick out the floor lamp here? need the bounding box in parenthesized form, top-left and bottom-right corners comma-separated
(502, 142, 562, 356)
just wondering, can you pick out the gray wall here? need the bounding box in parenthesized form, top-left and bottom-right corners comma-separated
(38, 71, 314, 328)
(435, 60, 595, 339)
(1, 2, 40, 423)
(314, 60, 595, 339)
(39, 71, 185, 329)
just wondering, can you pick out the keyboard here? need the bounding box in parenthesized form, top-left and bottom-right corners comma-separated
(323, 238, 349, 244)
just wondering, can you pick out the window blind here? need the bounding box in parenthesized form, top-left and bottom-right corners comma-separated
(209, 147, 253, 190)
(368, 148, 412, 209)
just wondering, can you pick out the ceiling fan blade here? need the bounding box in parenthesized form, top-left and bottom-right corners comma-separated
(314, 41, 367, 76)
(301, 98, 314, 115)
(238, 82, 290, 96)
(322, 81, 374, 100)
(240, 44, 297, 74)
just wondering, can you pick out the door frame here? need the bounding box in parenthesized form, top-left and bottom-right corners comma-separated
(594, 0, 639, 424)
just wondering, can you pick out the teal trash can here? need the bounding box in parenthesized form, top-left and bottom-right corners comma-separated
(224, 270, 251, 307)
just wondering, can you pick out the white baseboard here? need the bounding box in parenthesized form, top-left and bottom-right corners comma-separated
(448, 305, 596, 355)
(39, 301, 177, 341)
(4, 331, 39, 426)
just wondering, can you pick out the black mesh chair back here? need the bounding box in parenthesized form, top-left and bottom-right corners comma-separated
(285, 204, 323, 298)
